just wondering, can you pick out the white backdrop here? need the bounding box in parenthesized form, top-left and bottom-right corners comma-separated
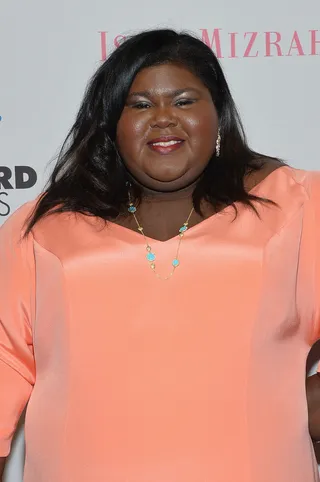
(0, 0, 320, 479)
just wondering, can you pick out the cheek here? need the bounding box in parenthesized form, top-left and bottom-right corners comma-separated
(186, 112, 218, 154)
(117, 115, 148, 145)
(117, 116, 150, 166)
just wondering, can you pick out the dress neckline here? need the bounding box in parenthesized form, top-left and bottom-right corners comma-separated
(107, 165, 289, 245)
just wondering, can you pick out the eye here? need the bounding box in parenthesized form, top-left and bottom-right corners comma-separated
(175, 99, 195, 107)
(132, 102, 151, 109)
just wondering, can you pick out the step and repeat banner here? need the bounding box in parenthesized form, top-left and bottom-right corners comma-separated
(1, 0, 320, 479)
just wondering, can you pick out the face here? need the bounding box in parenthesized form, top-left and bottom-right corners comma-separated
(116, 63, 219, 192)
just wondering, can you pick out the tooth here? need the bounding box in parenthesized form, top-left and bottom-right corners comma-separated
(153, 140, 181, 146)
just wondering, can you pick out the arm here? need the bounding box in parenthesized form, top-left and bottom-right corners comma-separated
(0, 457, 6, 479)
(306, 374, 320, 441)
(0, 202, 36, 461)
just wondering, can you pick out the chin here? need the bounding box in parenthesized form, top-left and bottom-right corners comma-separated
(147, 178, 193, 192)
(148, 171, 191, 187)
(130, 165, 197, 192)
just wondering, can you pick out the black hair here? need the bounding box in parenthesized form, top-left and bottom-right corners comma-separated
(24, 28, 282, 235)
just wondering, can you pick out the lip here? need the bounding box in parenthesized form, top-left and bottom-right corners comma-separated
(147, 136, 184, 144)
(147, 137, 185, 155)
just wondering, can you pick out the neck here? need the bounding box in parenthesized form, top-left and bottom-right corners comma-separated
(140, 180, 198, 203)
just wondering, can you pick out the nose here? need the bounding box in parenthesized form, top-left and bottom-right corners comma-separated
(150, 106, 178, 129)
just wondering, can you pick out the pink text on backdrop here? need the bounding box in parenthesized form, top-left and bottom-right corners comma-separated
(99, 29, 320, 61)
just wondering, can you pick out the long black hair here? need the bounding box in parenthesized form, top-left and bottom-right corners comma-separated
(24, 28, 281, 235)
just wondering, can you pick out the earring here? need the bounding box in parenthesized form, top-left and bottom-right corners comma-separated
(216, 129, 221, 157)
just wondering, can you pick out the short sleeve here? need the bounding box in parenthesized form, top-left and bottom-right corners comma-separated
(0, 202, 36, 456)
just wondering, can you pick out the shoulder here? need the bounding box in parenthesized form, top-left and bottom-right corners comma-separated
(301, 169, 320, 194)
(282, 167, 320, 199)
(273, 166, 320, 217)
(247, 164, 319, 226)
(246, 159, 308, 194)
(264, 163, 319, 194)
(0, 197, 39, 243)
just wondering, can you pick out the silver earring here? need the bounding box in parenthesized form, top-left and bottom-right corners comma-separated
(216, 129, 221, 157)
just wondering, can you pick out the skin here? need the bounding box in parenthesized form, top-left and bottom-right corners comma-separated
(116, 63, 223, 241)
(306, 374, 320, 442)
(115, 63, 280, 242)
(116, 63, 218, 193)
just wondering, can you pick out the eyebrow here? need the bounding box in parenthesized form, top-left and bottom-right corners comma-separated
(127, 88, 200, 99)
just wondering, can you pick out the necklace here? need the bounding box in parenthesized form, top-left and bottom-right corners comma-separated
(128, 200, 194, 280)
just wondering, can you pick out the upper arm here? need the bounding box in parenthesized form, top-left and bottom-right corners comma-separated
(0, 202, 36, 456)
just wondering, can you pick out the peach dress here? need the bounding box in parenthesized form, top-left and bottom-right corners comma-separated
(1, 165, 320, 482)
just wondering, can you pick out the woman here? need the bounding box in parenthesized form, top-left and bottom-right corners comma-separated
(1, 28, 320, 481)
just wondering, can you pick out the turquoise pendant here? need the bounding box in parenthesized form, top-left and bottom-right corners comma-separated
(172, 259, 180, 267)
(179, 225, 188, 233)
(146, 252, 156, 262)
(128, 205, 136, 213)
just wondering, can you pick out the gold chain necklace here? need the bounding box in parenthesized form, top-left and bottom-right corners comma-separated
(128, 200, 194, 281)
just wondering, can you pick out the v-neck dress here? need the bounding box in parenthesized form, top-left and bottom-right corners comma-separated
(1, 165, 320, 481)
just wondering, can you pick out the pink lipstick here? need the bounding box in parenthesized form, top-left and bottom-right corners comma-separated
(147, 136, 185, 155)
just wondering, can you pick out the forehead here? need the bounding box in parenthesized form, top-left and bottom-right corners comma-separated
(129, 63, 206, 93)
